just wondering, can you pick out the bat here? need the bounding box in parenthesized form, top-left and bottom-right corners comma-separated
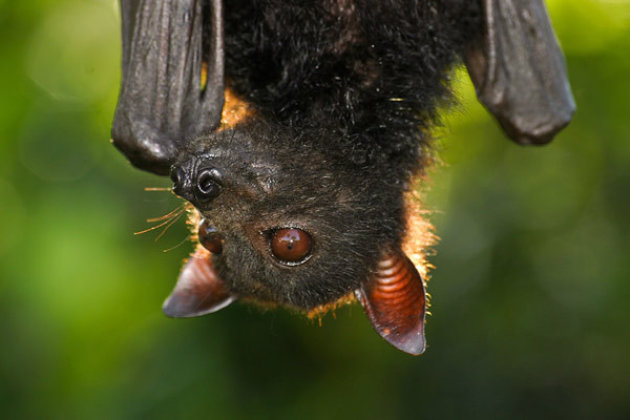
(111, 0, 574, 355)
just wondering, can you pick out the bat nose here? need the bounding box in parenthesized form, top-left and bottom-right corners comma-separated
(195, 168, 222, 202)
(170, 165, 192, 200)
(170, 165, 222, 204)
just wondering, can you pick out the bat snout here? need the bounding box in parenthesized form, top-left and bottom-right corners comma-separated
(170, 165, 194, 201)
(170, 165, 223, 205)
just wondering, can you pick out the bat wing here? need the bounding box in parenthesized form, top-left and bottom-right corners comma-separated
(465, 0, 575, 145)
(112, 0, 225, 175)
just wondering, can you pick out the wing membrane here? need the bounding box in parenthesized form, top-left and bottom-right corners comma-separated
(112, 0, 224, 175)
(465, 0, 575, 145)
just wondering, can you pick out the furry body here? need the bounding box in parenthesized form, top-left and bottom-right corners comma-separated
(224, 0, 482, 171)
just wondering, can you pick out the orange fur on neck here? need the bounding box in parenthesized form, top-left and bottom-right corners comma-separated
(218, 88, 255, 130)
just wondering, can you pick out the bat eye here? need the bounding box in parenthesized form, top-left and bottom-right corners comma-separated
(198, 219, 223, 254)
(270, 228, 312, 265)
(196, 168, 222, 202)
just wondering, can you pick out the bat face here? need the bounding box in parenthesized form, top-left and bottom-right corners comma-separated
(168, 122, 405, 310)
(112, 0, 574, 355)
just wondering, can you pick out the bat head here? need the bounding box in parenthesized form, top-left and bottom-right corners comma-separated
(168, 122, 405, 310)
(163, 121, 429, 355)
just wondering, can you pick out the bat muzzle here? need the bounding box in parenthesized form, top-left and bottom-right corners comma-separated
(170, 165, 223, 205)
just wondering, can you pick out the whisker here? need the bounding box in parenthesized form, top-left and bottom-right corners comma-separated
(134, 206, 185, 236)
(144, 187, 172, 192)
(154, 210, 184, 242)
(134, 218, 176, 235)
(147, 205, 185, 223)
(162, 235, 191, 253)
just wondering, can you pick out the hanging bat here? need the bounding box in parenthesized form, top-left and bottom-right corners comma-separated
(111, 0, 574, 355)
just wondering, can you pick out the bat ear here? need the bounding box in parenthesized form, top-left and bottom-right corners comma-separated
(112, 0, 225, 175)
(163, 246, 235, 318)
(355, 251, 427, 355)
(465, 0, 575, 145)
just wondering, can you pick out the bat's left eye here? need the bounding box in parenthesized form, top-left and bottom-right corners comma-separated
(270, 228, 312, 265)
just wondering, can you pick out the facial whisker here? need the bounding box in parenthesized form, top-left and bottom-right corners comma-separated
(146, 205, 185, 223)
(134, 218, 176, 235)
(144, 187, 173, 192)
(134, 205, 185, 236)
(154, 210, 185, 242)
(162, 235, 192, 253)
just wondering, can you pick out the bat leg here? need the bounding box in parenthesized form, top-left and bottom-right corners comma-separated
(355, 252, 426, 355)
(163, 246, 235, 318)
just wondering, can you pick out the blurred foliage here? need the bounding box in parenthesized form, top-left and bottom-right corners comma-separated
(1, 0, 629, 418)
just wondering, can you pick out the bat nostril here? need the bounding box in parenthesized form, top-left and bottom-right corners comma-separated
(170, 165, 187, 193)
(196, 168, 222, 201)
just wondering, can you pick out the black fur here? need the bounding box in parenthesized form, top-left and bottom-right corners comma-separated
(175, 0, 484, 310)
(225, 0, 482, 172)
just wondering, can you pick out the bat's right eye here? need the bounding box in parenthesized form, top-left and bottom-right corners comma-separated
(198, 219, 223, 254)
(270, 228, 312, 266)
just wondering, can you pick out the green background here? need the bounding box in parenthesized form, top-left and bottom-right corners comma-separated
(1, 0, 629, 418)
